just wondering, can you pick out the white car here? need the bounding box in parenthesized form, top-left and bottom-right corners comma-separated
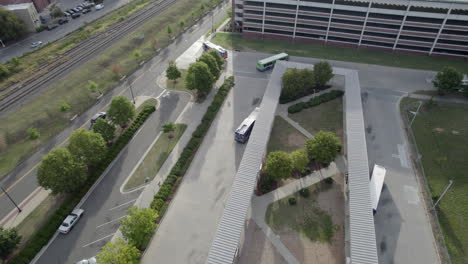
(30, 41, 43, 48)
(76, 257, 97, 264)
(95, 4, 104, 10)
(59, 209, 84, 234)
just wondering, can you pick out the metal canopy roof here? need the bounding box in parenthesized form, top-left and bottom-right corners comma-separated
(206, 61, 378, 264)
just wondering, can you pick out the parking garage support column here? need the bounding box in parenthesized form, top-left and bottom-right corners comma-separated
(358, 0, 373, 47)
(325, 0, 336, 42)
(292, 0, 300, 40)
(261, 1, 266, 37)
(430, 4, 453, 55)
(393, 1, 412, 50)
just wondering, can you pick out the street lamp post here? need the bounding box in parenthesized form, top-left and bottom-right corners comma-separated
(0, 39, 5, 48)
(432, 180, 453, 210)
(127, 80, 136, 104)
(0, 186, 22, 213)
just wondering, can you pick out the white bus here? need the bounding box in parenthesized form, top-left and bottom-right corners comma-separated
(202, 41, 228, 59)
(370, 164, 386, 214)
(235, 108, 259, 143)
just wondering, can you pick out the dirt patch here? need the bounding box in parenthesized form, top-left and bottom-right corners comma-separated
(287, 133, 307, 147)
(451, 130, 460, 135)
(279, 175, 345, 264)
(238, 219, 287, 264)
(434, 127, 444, 133)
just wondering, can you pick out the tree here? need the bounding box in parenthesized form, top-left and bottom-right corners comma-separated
(93, 118, 116, 143)
(432, 66, 463, 95)
(313, 61, 334, 89)
(280, 68, 314, 102)
(179, 20, 185, 30)
(0, 64, 10, 80)
(8, 57, 20, 72)
(108, 95, 136, 128)
(0, 227, 21, 261)
(198, 53, 220, 79)
(0, 9, 27, 41)
(290, 149, 309, 173)
(186, 61, 214, 98)
(37, 147, 86, 194)
(87, 80, 99, 93)
(265, 151, 293, 180)
(162, 122, 176, 138)
(166, 60, 181, 86)
(167, 26, 172, 38)
(207, 49, 224, 69)
(133, 49, 142, 61)
(305, 131, 341, 165)
(68, 128, 106, 166)
(49, 4, 64, 18)
(120, 207, 158, 250)
(97, 238, 140, 264)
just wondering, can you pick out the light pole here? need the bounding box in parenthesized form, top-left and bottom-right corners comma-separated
(0, 186, 22, 213)
(0, 39, 5, 48)
(432, 180, 453, 210)
(409, 101, 423, 127)
(127, 80, 136, 104)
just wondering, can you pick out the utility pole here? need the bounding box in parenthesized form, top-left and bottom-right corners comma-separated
(409, 101, 423, 127)
(432, 180, 453, 210)
(127, 80, 136, 104)
(1, 186, 22, 213)
(0, 39, 5, 48)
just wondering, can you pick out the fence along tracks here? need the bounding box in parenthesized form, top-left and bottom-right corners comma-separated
(0, 0, 178, 113)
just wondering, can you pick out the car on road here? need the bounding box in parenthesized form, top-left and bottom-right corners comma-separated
(58, 18, 69, 24)
(91, 112, 106, 123)
(76, 257, 97, 264)
(71, 13, 81, 19)
(30, 41, 43, 48)
(82, 8, 92, 14)
(95, 4, 104, 10)
(47, 24, 59, 31)
(59, 209, 84, 234)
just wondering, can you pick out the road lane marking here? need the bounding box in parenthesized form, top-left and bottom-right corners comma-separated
(96, 215, 128, 228)
(109, 199, 137, 211)
(82, 233, 115, 248)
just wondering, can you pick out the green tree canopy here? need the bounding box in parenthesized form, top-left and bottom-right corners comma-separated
(280, 68, 314, 103)
(198, 53, 221, 79)
(290, 149, 309, 173)
(432, 66, 463, 95)
(313, 61, 334, 88)
(37, 147, 86, 194)
(68, 128, 106, 166)
(108, 95, 136, 127)
(186, 61, 214, 98)
(166, 60, 181, 82)
(50, 4, 64, 18)
(207, 49, 224, 69)
(0, 8, 26, 41)
(120, 207, 158, 250)
(0, 63, 10, 80)
(265, 151, 293, 180)
(0, 227, 21, 261)
(305, 131, 341, 165)
(93, 118, 116, 143)
(162, 122, 176, 138)
(97, 238, 140, 264)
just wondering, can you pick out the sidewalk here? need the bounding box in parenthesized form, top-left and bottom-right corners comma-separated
(250, 162, 340, 264)
(407, 93, 468, 105)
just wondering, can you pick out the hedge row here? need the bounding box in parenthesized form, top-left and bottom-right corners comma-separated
(9, 104, 156, 264)
(287, 90, 344, 114)
(150, 76, 235, 219)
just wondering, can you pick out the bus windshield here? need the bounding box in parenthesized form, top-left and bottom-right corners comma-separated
(235, 108, 260, 143)
(256, 53, 288, 71)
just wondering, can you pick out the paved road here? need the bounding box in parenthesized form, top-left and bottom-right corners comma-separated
(0, 1, 229, 222)
(0, 0, 139, 63)
(141, 51, 270, 264)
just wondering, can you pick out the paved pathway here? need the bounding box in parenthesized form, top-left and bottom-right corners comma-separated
(250, 162, 340, 264)
(407, 93, 468, 105)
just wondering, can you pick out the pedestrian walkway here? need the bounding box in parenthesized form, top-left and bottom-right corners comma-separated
(250, 162, 340, 264)
(408, 93, 468, 105)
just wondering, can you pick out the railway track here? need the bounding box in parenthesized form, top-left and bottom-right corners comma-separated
(0, 0, 179, 113)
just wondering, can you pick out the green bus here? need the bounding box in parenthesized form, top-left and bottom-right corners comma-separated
(256, 53, 289, 71)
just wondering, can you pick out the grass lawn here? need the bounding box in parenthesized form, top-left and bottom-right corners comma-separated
(165, 69, 189, 91)
(123, 123, 187, 191)
(265, 182, 336, 243)
(289, 97, 343, 139)
(267, 116, 307, 153)
(14, 194, 65, 252)
(401, 98, 468, 264)
(211, 33, 468, 74)
(0, 0, 222, 180)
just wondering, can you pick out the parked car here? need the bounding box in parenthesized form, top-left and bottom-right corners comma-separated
(78, 3, 86, 8)
(71, 8, 80, 13)
(76, 6, 83, 11)
(71, 13, 81, 19)
(76, 257, 97, 264)
(95, 4, 104, 10)
(63, 11, 71, 16)
(82, 8, 92, 14)
(67, 9, 75, 14)
(91, 112, 106, 123)
(47, 24, 59, 31)
(59, 209, 84, 234)
(58, 18, 69, 24)
(30, 41, 43, 48)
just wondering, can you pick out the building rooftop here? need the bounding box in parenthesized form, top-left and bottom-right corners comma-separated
(2, 2, 34, 10)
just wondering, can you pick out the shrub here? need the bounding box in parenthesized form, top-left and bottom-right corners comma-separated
(325, 177, 334, 185)
(288, 197, 297, 205)
(27, 128, 40, 140)
(288, 103, 305, 114)
(288, 90, 344, 114)
(150, 199, 165, 211)
(59, 102, 71, 112)
(299, 188, 310, 198)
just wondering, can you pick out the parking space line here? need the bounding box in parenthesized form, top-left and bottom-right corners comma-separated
(96, 215, 128, 229)
(108, 199, 137, 211)
(82, 233, 115, 248)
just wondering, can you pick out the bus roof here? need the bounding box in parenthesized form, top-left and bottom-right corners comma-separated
(235, 108, 260, 135)
(203, 41, 226, 53)
(258, 53, 288, 65)
(369, 164, 386, 211)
